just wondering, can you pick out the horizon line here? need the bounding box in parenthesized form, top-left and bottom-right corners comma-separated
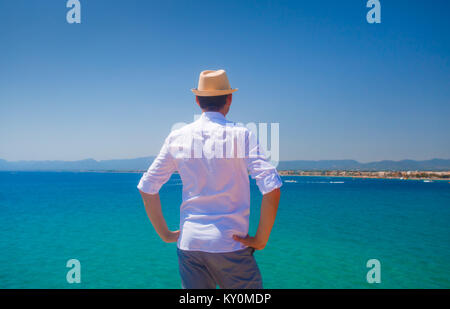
(1, 157, 450, 164)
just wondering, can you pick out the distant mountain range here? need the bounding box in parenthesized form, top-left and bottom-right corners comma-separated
(0, 157, 155, 172)
(0, 157, 449, 171)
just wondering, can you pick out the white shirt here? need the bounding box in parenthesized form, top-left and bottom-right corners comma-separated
(137, 112, 282, 253)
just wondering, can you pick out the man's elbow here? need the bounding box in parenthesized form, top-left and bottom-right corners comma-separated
(272, 187, 281, 197)
(265, 187, 281, 203)
(268, 187, 281, 197)
(139, 189, 159, 205)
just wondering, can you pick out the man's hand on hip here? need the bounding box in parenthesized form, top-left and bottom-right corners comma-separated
(140, 190, 180, 244)
(162, 230, 180, 243)
(232, 234, 266, 250)
(233, 188, 281, 251)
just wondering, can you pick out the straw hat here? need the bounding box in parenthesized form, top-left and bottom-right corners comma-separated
(191, 70, 238, 96)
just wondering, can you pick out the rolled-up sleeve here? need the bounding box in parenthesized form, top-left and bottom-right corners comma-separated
(137, 136, 176, 194)
(245, 130, 283, 195)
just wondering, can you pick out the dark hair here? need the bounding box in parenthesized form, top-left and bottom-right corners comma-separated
(197, 95, 228, 111)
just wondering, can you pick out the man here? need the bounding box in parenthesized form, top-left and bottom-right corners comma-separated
(137, 69, 282, 289)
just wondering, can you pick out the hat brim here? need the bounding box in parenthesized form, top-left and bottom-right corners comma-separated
(191, 88, 238, 96)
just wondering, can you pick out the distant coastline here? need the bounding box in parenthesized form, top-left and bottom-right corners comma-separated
(278, 170, 450, 181)
(102, 169, 450, 181)
(3, 169, 448, 181)
(1, 158, 450, 172)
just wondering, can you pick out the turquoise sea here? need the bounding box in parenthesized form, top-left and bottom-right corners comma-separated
(0, 171, 449, 289)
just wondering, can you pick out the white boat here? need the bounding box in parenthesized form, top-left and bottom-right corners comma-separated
(284, 180, 297, 183)
(423, 180, 432, 183)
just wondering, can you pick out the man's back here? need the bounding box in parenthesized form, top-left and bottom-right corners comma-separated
(138, 111, 282, 253)
(137, 69, 281, 289)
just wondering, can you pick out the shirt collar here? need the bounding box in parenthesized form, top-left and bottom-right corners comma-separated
(201, 111, 227, 122)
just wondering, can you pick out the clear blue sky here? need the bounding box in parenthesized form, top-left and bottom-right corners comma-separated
(1, 0, 449, 162)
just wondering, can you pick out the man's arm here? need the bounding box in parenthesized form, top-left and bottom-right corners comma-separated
(233, 187, 281, 250)
(137, 134, 178, 243)
(139, 190, 179, 243)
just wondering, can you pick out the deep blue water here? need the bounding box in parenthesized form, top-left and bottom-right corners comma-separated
(0, 172, 449, 288)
